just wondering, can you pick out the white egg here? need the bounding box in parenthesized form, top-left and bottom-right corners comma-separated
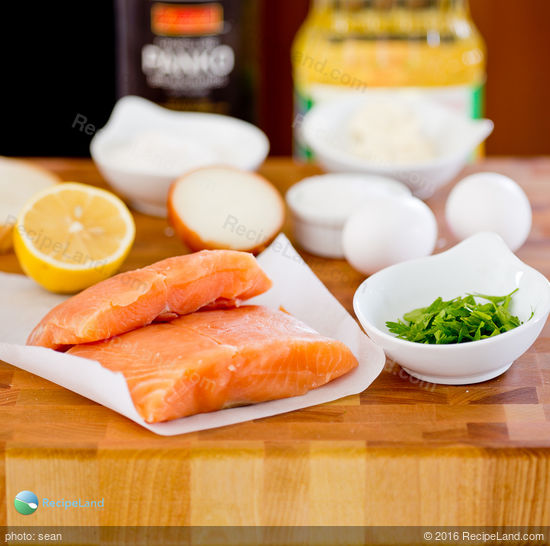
(445, 173, 532, 252)
(342, 194, 438, 275)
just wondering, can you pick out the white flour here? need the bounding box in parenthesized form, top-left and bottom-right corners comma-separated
(104, 130, 218, 175)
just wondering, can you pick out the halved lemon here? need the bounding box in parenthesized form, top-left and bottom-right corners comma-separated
(14, 182, 135, 293)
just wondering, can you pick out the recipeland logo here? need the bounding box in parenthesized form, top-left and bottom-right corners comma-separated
(14, 490, 105, 515)
(14, 491, 38, 515)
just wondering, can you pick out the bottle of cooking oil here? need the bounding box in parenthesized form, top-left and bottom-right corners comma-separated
(292, 0, 486, 159)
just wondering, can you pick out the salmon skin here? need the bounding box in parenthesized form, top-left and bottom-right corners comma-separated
(67, 306, 358, 423)
(28, 251, 272, 350)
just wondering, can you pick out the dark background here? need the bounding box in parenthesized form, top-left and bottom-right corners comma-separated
(2, 0, 549, 158)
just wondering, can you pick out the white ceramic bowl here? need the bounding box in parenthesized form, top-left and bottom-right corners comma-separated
(90, 96, 269, 217)
(353, 233, 550, 384)
(286, 173, 411, 258)
(301, 94, 494, 199)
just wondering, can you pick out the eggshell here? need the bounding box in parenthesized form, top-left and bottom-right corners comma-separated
(342, 194, 437, 275)
(445, 173, 532, 252)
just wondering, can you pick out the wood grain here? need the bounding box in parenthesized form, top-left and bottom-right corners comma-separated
(0, 158, 549, 527)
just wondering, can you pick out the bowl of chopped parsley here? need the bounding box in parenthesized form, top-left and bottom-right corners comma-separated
(353, 232, 550, 385)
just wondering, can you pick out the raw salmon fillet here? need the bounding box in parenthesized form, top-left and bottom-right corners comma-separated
(28, 251, 272, 350)
(67, 306, 358, 423)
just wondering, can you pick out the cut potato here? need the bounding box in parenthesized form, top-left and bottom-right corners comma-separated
(168, 167, 285, 253)
(0, 157, 60, 253)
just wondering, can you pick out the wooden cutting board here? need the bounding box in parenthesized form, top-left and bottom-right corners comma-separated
(0, 158, 549, 529)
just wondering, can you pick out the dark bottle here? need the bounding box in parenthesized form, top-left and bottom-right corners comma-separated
(115, 0, 257, 122)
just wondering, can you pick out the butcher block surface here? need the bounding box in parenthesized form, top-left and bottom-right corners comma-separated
(0, 158, 549, 527)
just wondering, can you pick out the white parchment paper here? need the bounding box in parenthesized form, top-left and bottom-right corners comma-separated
(0, 235, 385, 436)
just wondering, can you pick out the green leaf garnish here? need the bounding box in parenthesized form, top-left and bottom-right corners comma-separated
(386, 290, 525, 344)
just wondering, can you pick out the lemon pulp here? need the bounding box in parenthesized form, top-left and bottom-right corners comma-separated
(14, 182, 135, 293)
